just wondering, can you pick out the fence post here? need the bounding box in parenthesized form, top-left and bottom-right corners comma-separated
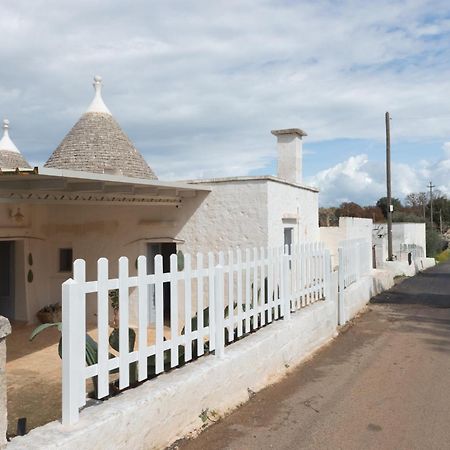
(324, 250, 331, 301)
(62, 278, 82, 426)
(283, 252, 291, 320)
(337, 247, 345, 326)
(214, 264, 225, 358)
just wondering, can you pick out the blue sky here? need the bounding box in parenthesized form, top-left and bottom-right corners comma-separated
(1, 0, 450, 205)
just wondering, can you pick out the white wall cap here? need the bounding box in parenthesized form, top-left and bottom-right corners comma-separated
(0, 119, 20, 153)
(86, 75, 112, 115)
(271, 128, 307, 138)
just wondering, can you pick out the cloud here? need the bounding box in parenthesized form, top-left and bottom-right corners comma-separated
(1, 0, 450, 185)
(308, 144, 450, 206)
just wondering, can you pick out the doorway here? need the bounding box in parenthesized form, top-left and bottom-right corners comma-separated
(147, 242, 177, 322)
(0, 241, 15, 319)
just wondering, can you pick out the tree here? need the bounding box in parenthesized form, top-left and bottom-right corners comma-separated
(362, 206, 385, 222)
(376, 197, 402, 219)
(335, 202, 365, 218)
(430, 194, 450, 230)
(405, 192, 427, 219)
(319, 207, 338, 227)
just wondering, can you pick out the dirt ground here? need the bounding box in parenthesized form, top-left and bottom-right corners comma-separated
(6, 322, 168, 437)
(7, 322, 62, 436)
(176, 260, 450, 450)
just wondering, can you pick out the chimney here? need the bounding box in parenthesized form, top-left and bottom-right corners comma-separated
(271, 128, 307, 184)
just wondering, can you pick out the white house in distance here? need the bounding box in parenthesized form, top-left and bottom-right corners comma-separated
(0, 76, 319, 324)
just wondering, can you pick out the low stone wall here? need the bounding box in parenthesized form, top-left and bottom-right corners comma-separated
(9, 263, 418, 450)
(343, 269, 395, 323)
(9, 273, 339, 450)
(381, 257, 435, 279)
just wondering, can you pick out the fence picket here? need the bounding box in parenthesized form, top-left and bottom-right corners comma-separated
(118, 257, 130, 389)
(227, 250, 234, 341)
(245, 249, 251, 333)
(267, 248, 273, 323)
(214, 263, 225, 358)
(196, 253, 204, 357)
(73, 259, 86, 408)
(260, 247, 266, 327)
(208, 252, 216, 350)
(170, 254, 179, 368)
(236, 248, 243, 337)
(97, 258, 109, 398)
(184, 254, 193, 362)
(252, 248, 259, 330)
(137, 255, 148, 381)
(154, 255, 164, 374)
(62, 278, 81, 426)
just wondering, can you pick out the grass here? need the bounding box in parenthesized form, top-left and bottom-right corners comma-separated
(435, 248, 450, 263)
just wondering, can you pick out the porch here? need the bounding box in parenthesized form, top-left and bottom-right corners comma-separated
(0, 167, 208, 324)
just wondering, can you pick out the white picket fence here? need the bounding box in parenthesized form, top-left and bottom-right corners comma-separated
(62, 242, 331, 425)
(338, 238, 372, 289)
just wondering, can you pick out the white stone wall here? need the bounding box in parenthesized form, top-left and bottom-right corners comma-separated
(392, 222, 427, 257)
(177, 180, 269, 256)
(266, 181, 319, 248)
(179, 178, 320, 254)
(320, 217, 373, 266)
(372, 222, 427, 265)
(0, 199, 205, 323)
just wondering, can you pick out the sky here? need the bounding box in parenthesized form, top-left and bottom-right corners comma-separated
(1, 0, 450, 206)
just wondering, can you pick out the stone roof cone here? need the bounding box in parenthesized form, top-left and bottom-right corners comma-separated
(44, 76, 157, 179)
(0, 119, 31, 169)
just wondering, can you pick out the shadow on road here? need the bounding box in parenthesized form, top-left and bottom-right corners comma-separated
(371, 261, 450, 308)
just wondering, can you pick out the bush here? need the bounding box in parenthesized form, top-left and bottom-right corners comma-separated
(435, 248, 450, 263)
(426, 226, 445, 257)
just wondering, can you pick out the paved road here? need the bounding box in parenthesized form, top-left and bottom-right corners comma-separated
(175, 260, 450, 450)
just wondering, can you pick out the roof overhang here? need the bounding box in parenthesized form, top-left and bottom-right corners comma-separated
(0, 167, 210, 206)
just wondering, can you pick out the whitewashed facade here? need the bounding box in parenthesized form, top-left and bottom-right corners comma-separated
(0, 79, 319, 323)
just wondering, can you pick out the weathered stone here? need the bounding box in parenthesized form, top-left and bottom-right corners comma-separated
(45, 112, 157, 180)
(0, 316, 11, 449)
(0, 152, 31, 170)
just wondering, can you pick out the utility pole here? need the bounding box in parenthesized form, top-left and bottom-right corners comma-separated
(385, 112, 393, 261)
(428, 181, 435, 228)
(440, 209, 443, 234)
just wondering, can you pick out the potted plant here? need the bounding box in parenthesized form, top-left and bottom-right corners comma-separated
(36, 302, 62, 324)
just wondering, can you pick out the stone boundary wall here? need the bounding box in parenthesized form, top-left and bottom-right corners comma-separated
(8, 273, 339, 450)
(8, 267, 412, 450)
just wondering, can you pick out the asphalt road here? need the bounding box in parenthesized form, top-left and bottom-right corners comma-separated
(175, 260, 450, 450)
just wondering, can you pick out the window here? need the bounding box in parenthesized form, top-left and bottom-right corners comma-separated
(59, 248, 73, 272)
(284, 227, 293, 254)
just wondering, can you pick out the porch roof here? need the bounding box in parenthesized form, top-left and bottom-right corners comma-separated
(0, 167, 209, 205)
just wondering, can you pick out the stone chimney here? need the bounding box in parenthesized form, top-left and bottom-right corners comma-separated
(271, 128, 307, 184)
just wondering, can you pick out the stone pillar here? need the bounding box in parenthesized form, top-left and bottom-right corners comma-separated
(0, 317, 11, 449)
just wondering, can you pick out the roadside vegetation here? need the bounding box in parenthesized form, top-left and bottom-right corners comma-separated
(435, 248, 450, 263)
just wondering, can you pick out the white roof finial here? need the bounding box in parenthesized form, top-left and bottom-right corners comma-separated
(86, 75, 112, 115)
(0, 118, 20, 153)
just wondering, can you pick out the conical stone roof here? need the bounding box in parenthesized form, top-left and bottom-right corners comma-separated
(44, 76, 157, 180)
(0, 119, 31, 169)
